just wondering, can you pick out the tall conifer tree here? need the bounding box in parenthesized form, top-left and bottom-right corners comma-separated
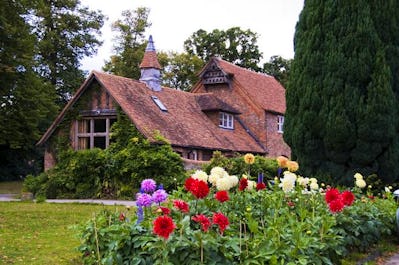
(284, 1, 399, 184)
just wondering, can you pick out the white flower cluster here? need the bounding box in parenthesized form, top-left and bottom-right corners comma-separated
(192, 167, 238, 191)
(279, 172, 320, 193)
(354, 173, 366, 188)
(279, 171, 297, 192)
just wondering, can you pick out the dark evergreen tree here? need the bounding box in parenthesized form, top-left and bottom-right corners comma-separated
(0, 0, 57, 180)
(284, 1, 399, 184)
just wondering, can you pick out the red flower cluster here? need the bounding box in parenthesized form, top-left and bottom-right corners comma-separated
(158, 206, 171, 215)
(212, 212, 229, 235)
(184, 177, 195, 191)
(341, 191, 355, 206)
(239, 178, 248, 191)
(325, 188, 340, 203)
(256, 182, 266, 191)
(153, 215, 176, 239)
(192, 214, 211, 232)
(215, 191, 229, 203)
(184, 177, 209, 199)
(173, 199, 189, 213)
(325, 188, 355, 213)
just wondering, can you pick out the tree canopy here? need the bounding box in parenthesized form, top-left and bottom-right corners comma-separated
(284, 0, 399, 184)
(30, 0, 104, 104)
(184, 27, 263, 71)
(0, 0, 104, 180)
(263, 55, 292, 88)
(103, 7, 151, 79)
(158, 51, 204, 92)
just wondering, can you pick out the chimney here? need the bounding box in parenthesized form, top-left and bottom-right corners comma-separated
(139, 35, 162, 91)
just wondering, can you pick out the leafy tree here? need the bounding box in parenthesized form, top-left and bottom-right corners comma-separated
(158, 51, 204, 91)
(29, 0, 105, 104)
(184, 27, 263, 71)
(263, 55, 292, 88)
(284, 1, 399, 184)
(0, 0, 57, 180)
(103, 7, 151, 79)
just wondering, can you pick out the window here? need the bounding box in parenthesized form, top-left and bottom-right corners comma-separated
(219, 112, 234, 129)
(151, 96, 167, 111)
(277, 115, 284, 133)
(76, 117, 116, 150)
(188, 150, 198, 160)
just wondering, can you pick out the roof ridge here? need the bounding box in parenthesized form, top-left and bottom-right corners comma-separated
(216, 58, 273, 79)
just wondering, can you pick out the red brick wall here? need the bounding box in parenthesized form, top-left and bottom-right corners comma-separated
(265, 112, 290, 157)
(195, 84, 266, 148)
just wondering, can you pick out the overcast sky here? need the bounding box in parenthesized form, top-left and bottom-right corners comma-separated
(80, 0, 304, 71)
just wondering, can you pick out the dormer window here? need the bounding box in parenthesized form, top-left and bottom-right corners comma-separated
(277, 115, 284, 133)
(219, 112, 234, 129)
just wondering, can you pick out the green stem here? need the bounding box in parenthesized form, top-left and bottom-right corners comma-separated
(200, 233, 204, 264)
(93, 214, 101, 264)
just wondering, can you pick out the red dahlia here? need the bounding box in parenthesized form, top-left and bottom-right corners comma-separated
(239, 178, 248, 191)
(184, 177, 196, 191)
(158, 206, 171, 215)
(173, 199, 190, 213)
(189, 179, 210, 199)
(341, 190, 355, 206)
(325, 188, 341, 203)
(215, 190, 229, 203)
(212, 212, 229, 235)
(192, 214, 211, 232)
(256, 182, 266, 191)
(153, 215, 176, 239)
(328, 199, 345, 213)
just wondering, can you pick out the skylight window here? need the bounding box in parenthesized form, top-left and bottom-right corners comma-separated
(151, 96, 167, 111)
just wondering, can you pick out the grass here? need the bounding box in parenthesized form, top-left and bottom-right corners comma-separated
(0, 202, 125, 265)
(0, 181, 23, 194)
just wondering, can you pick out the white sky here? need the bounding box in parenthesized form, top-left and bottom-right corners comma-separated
(80, 0, 304, 71)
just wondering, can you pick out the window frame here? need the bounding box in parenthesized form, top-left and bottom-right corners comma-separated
(75, 116, 116, 150)
(277, 115, 284, 133)
(219, 112, 234, 129)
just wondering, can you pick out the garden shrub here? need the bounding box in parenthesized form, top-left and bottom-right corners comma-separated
(202, 151, 278, 180)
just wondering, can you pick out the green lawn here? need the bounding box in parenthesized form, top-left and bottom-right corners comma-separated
(0, 202, 125, 265)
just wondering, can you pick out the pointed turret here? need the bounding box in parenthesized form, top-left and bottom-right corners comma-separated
(140, 35, 162, 91)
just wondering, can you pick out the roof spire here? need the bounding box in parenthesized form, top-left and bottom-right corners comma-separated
(140, 35, 162, 91)
(145, 35, 156, 52)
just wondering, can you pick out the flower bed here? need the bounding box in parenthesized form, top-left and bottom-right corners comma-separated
(78, 155, 397, 264)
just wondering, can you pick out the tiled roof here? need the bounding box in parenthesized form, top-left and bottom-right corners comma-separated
(89, 71, 265, 153)
(38, 56, 285, 155)
(195, 58, 286, 114)
(195, 94, 240, 114)
(139, 50, 161, 69)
